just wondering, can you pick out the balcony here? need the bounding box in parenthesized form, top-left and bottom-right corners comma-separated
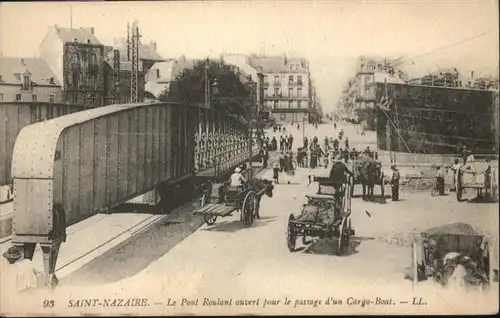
(263, 82, 270, 87)
(287, 81, 303, 86)
(273, 82, 280, 86)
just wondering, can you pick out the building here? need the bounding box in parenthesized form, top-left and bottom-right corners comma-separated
(144, 56, 201, 100)
(39, 25, 106, 106)
(0, 57, 63, 103)
(223, 54, 265, 117)
(248, 55, 311, 123)
(104, 38, 165, 103)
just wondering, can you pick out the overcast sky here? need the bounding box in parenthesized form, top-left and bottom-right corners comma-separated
(1, 1, 498, 113)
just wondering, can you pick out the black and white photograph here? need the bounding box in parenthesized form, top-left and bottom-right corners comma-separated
(0, 0, 498, 315)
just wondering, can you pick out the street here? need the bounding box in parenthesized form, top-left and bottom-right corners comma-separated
(3, 122, 496, 315)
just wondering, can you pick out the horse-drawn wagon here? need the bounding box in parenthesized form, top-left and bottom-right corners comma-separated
(407, 222, 491, 289)
(456, 162, 498, 202)
(193, 178, 273, 226)
(349, 156, 385, 200)
(286, 176, 355, 255)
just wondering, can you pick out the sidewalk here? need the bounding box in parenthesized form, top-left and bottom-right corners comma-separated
(0, 212, 165, 285)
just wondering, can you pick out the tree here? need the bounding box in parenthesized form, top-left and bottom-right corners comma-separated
(158, 59, 252, 117)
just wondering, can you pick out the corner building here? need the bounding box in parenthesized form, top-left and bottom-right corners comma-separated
(248, 55, 311, 123)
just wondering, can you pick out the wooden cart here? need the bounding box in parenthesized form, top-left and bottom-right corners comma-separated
(193, 179, 273, 226)
(408, 222, 491, 288)
(286, 176, 355, 255)
(456, 162, 498, 201)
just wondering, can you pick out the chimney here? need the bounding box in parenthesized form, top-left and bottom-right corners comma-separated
(89, 27, 94, 35)
(151, 41, 157, 50)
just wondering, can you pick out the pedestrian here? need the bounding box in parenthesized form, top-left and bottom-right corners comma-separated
(288, 134, 294, 151)
(333, 138, 339, 151)
(303, 137, 308, 150)
(342, 147, 350, 162)
(436, 165, 446, 195)
(271, 136, 277, 151)
(390, 165, 400, 201)
(262, 147, 269, 168)
(345, 137, 349, 150)
(279, 136, 284, 151)
(273, 161, 280, 184)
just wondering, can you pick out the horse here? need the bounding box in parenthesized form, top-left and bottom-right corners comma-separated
(351, 159, 384, 201)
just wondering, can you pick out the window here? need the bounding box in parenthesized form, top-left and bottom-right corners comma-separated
(298, 101, 302, 109)
(273, 101, 278, 109)
(22, 74, 31, 90)
(0, 93, 3, 102)
(274, 88, 279, 96)
(156, 69, 160, 79)
(264, 75, 268, 83)
(288, 101, 292, 108)
(274, 75, 279, 84)
(288, 75, 293, 84)
(16, 94, 21, 102)
(297, 76, 302, 85)
(49, 93, 55, 103)
(32, 94, 37, 102)
(297, 88, 302, 97)
(288, 88, 293, 97)
(264, 88, 268, 97)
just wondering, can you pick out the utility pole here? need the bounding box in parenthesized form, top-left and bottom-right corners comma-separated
(204, 59, 210, 108)
(130, 21, 140, 103)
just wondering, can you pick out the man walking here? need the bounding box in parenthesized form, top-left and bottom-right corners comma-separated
(391, 165, 400, 201)
(436, 165, 446, 195)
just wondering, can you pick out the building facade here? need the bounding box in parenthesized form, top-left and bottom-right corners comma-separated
(105, 38, 164, 104)
(39, 25, 106, 106)
(0, 57, 63, 103)
(248, 55, 311, 123)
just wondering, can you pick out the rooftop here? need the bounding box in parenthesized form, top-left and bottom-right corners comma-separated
(248, 56, 309, 74)
(110, 38, 164, 62)
(0, 57, 61, 86)
(51, 26, 102, 45)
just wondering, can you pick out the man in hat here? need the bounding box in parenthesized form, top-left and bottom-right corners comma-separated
(229, 167, 247, 189)
(390, 165, 400, 201)
(2, 246, 40, 292)
(329, 154, 354, 210)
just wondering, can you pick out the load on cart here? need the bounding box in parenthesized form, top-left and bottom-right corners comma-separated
(286, 158, 355, 255)
(456, 161, 498, 202)
(407, 222, 492, 290)
(193, 166, 274, 226)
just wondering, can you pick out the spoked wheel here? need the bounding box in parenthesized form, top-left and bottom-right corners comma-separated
(242, 190, 256, 226)
(489, 168, 498, 201)
(287, 214, 297, 252)
(431, 186, 439, 197)
(337, 216, 351, 256)
(203, 214, 217, 225)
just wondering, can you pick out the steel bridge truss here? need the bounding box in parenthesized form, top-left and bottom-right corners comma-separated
(9, 102, 250, 286)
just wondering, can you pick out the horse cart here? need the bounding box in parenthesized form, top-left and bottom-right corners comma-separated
(456, 162, 498, 202)
(407, 222, 492, 289)
(193, 178, 273, 226)
(286, 176, 355, 255)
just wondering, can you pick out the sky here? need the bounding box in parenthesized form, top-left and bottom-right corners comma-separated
(1, 1, 498, 113)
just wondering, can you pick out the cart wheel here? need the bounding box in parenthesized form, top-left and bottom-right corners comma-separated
(337, 216, 351, 256)
(490, 168, 498, 201)
(287, 214, 297, 252)
(254, 196, 261, 219)
(203, 214, 217, 225)
(242, 190, 256, 226)
(431, 186, 439, 197)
